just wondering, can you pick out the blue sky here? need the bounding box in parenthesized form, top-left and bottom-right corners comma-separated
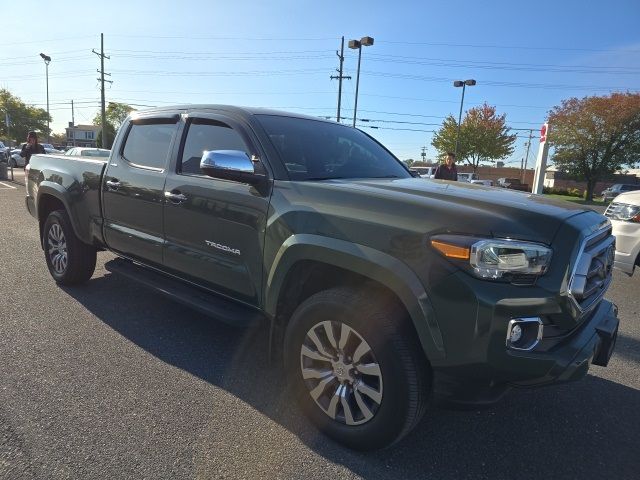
(2, 0, 639, 166)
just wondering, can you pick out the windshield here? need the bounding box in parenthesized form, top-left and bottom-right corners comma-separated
(257, 114, 411, 180)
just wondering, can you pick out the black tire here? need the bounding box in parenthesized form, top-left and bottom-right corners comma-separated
(284, 286, 430, 450)
(43, 209, 97, 285)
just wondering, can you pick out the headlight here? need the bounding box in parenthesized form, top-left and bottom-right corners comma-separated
(606, 203, 640, 222)
(430, 234, 552, 282)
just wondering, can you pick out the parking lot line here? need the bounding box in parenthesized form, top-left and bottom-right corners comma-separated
(0, 182, 18, 189)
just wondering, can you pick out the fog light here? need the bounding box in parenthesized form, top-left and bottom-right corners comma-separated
(506, 317, 543, 351)
(509, 324, 523, 343)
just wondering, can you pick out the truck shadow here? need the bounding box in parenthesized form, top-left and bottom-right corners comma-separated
(62, 271, 639, 480)
(614, 332, 640, 365)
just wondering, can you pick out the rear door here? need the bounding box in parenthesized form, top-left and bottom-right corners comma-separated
(162, 114, 271, 306)
(102, 114, 179, 267)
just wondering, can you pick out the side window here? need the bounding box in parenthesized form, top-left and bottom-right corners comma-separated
(122, 122, 176, 170)
(180, 119, 249, 176)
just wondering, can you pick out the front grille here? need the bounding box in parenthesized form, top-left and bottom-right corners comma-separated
(568, 226, 614, 317)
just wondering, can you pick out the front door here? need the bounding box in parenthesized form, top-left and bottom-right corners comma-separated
(102, 116, 179, 266)
(162, 115, 271, 306)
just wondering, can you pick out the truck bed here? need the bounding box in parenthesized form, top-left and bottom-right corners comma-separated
(26, 154, 109, 247)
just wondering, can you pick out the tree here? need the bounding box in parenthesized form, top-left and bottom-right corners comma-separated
(549, 92, 640, 200)
(50, 132, 68, 146)
(92, 102, 135, 149)
(105, 102, 136, 129)
(0, 89, 51, 145)
(431, 115, 470, 162)
(404, 159, 415, 167)
(432, 103, 516, 172)
(96, 123, 116, 149)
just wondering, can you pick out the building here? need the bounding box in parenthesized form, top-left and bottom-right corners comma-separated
(544, 166, 640, 195)
(65, 123, 101, 147)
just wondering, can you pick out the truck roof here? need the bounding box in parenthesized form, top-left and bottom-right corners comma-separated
(130, 104, 334, 124)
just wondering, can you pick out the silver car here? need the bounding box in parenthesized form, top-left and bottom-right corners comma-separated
(64, 147, 110, 158)
(601, 184, 640, 202)
(605, 190, 640, 275)
(9, 143, 64, 167)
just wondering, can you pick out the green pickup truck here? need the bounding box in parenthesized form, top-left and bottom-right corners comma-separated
(26, 105, 619, 450)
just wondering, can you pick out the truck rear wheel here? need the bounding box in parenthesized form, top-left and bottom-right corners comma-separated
(43, 209, 97, 285)
(284, 286, 430, 450)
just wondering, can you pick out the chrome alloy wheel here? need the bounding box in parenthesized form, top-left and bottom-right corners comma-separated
(300, 320, 383, 425)
(47, 223, 68, 274)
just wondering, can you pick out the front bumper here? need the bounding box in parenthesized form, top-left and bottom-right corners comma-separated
(509, 299, 618, 387)
(432, 299, 619, 405)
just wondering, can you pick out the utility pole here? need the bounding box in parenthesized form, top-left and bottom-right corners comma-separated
(71, 100, 76, 146)
(93, 33, 112, 148)
(421, 146, 427, 162)
(330, 36, 351, 123)
(522, 129, 533, 183)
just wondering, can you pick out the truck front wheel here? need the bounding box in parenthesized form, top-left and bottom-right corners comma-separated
(43, 210, 97, 285)
(284, 287, 430, 450)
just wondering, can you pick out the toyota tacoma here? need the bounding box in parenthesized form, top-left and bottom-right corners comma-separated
(26, 105, 619, 450)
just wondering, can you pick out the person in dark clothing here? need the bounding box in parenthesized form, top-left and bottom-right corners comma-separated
(433, 152, 458, 181)
(20, 131, 46, 168)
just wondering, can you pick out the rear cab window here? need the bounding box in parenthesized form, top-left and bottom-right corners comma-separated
(121, 118, 178, 171)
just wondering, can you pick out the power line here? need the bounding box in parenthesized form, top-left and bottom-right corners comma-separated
(0, 50, 90, 61)
(377, 40, 640, 54)
(362, 70, 639, 91)
(356, 108, 541, 124)
(110, 34, 339, 41)
(366, 54, 640, 75)
(1, 35, 95, 46)
(360, 93, 550, 109)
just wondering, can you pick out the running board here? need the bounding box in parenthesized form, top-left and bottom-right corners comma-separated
(104, 258, 265, 328)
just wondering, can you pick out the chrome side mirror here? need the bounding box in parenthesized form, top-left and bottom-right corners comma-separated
(200, 150, 265, 185)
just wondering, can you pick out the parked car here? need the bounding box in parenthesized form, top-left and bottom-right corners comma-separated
(0, 141, 9, 162)
(9, 148, 24, 167)
(604, 190, 640, 275)
(457, 172, 479, 182)
(26, 105, 620, 450)
(497, 177, 529, 191)
(410, 166, 436, 178)
(9, 143, 62, 167)
(470, 179, 494, 187)
(65, 147, 111, 158)
(601, 184, 640, 202)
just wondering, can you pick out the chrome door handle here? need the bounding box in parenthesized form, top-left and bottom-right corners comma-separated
(105, 179, 121, 190)
(164, 191, 187, 203)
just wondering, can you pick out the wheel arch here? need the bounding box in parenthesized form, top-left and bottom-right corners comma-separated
(36, 183, 90, 248)
(265, 234, 445, 362)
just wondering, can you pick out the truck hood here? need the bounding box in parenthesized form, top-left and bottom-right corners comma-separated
(286, 177, 594, 245)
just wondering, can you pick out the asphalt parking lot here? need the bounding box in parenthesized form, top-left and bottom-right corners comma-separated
(1, 170, 639, 479)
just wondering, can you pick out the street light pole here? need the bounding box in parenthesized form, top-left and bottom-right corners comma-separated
(40, 53, 51, 143)
(453, 79, 476, 157)
(348, 36, 374, 128)
(353, 44, 362, 128)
